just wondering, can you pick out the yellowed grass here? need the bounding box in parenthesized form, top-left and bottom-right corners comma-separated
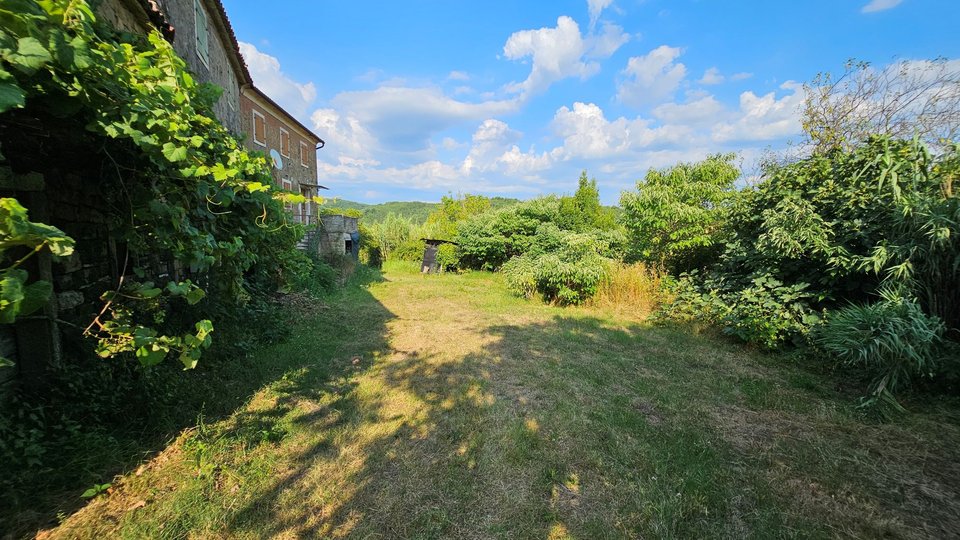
(589, 262, 669, 318)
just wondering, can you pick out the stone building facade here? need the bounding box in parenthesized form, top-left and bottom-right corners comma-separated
(240, 87, 324, 225)
(0, 0, 326, 387)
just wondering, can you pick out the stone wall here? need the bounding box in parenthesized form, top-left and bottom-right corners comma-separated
(240, 92, 320, 223)
(317, 215, 360, 257)
(0, 167, 117, 388)
(152, 0, 243, 134)
(94, 0, 153, 35)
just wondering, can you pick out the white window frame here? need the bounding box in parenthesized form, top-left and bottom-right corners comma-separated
(252, 110, 266, 147)
(279, 127, 290, 158)
(300, 141, 310, 167)
(194, 0, 209, 68)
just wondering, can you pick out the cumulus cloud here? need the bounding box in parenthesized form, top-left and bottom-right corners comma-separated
(617, 45, 687, 107)
(861, 0, 903, 13)
(310, 108, 379, 163)
(587, 0, 614, 30)
(461, 119, 522, 174)
(586, 22, 631, 59)
(551, 102, 633, 159)
(330, 86, 518, 152)
(653, 95, 726, 125)
(711, 82, 805, 142)
(503, 16, 627, 99)
(699, 67, 724, 85)
(238, 42, 316, 119)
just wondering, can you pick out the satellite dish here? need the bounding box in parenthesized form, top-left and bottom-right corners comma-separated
(269, 149, 283, 169)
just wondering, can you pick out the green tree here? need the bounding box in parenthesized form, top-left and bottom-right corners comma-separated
(557, 171, 616, 232)
(425, 193, 491, 239)
(620, 154, 739, 272)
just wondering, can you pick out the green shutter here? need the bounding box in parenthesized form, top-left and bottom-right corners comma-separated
(195, 0, 209, 65)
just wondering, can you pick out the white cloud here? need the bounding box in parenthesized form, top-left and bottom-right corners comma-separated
(310, 108, 378, 163)
(711, 82, 805, 142)
(861, 0, 903, 13)
(653, 95, 726, 125)
(699, 67, 724, 85)
(503, 16, 626, 99)
(617, 45, 687, 107)
(461, 119, 522, 174)
(586, 22, 630, 59)
(699, 68, 753, 85)
(587, 0, 614, 30)
(447, 70, 471, 81)
(238, 42, 316, 119)
(330, 86, 518, 152)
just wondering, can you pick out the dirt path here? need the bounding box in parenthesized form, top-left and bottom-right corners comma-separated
(47, 265, 960, 539)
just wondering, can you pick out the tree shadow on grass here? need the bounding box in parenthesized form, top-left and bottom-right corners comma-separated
(222, 312, 960, 539)
(16, 270, 397, 539)
(215, 314, 747, 538)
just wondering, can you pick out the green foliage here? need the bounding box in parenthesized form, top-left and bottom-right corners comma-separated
(0, 198, 75, 364)
(556, 171, 617, 232)
(435, 242, 458, 272)
(358, 223, 383, 268)
(393, 238, 426, 262)
(620, 154, 739, 273)
(658, 272, 821, 350)
(656, 137, 958, 357)
(364, 212, 415, 262)
(0, 0, 307, 368)
(501, 224, 613, 305)
(813, 289, 946, 414)
(425, 193, 492, 239)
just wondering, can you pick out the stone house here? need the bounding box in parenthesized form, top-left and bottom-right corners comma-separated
(94, 1, 326, 221)
(240, 87, 326, 226)
(0, 0, 328, 386)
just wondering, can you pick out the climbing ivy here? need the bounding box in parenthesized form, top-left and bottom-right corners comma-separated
(0, 0, 313, 368)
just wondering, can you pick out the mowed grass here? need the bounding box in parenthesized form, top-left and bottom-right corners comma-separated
(46, 261, 960, 539)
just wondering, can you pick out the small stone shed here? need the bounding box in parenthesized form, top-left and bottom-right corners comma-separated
(316, 214, 360, 257)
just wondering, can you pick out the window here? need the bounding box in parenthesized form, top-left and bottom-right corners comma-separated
(279, 128, 290, 157)
(300, 141, 311, 167)
(252, 110, 266, 146)
(281, 178, 293, 213)
(194, 0, 209, 67)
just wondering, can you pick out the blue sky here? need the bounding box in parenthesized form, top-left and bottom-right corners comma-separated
(222, 0, 960, 204)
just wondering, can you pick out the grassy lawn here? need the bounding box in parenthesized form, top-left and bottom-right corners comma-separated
(46, 262, 960, 539)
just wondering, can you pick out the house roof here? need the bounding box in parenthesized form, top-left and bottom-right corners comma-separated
(135, 0, 324, 146)
(242, 85, 326, 146)
(140, 0, 175, 40)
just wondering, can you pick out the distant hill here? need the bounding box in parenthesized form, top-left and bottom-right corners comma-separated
(319, 197, 522, 224)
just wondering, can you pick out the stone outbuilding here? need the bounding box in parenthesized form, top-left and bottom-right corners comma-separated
(316, 215, 360, 258)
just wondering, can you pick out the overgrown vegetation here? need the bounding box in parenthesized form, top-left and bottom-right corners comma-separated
(44, 261, 960, 539)
(0, 1, 345, 531)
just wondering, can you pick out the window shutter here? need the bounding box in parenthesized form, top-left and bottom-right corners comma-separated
(195, 0, 209, 65)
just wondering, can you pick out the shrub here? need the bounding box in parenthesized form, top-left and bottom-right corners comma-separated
(435, 243, 459, 272)
(657, 273, 821, 350)
(813, 290, 946, 413)
(503, 252, 609, 305)
(358, 224, 383, 268)
(393, 238, 426, 262)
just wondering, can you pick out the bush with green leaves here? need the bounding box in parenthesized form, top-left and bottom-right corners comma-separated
(658, 272, 821, 350)
(620, 154, 739, 273)
(501, 224, 613, 305)
(813, 289, 946, 413)
(655, 137, 958, 356)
